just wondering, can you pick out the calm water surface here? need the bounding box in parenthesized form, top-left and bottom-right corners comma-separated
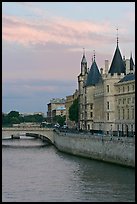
(2, 134, 135, 202)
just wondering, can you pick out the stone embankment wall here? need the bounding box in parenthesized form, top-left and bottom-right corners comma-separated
(53, 131, 135, 167)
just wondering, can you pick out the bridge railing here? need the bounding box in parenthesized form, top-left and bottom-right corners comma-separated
(2, 127, 54, 131)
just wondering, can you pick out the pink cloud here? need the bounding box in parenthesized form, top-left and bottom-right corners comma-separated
(2, 14, 117, 48)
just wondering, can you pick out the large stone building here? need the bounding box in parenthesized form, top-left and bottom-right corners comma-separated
(78, 38, 135, 136)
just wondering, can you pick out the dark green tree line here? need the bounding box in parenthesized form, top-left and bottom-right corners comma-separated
(2, 111, 45, 126)
(69, 98, 79, 123)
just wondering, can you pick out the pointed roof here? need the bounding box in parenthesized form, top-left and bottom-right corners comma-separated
(81, 48, 87, 64)
(108, 44, 126, 75)
(85, 59, 102, 86)
(81, 54, 87, 63)
(130, 53, 134, 71)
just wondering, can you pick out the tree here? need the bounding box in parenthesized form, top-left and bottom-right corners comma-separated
(69, 98, 78, 123)
(33, 114, 44, 123)
(8, 111, 20, 118)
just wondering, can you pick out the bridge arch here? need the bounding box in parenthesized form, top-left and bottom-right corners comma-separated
(2, 127, 54, 144)
(25, 132, 53, 144)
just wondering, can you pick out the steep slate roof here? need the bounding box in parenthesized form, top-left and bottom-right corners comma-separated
(85, 60, 102, 86)
(108, 44, 126, 75)
(118, 73, 135, 83)
(130, 53, 134, 71)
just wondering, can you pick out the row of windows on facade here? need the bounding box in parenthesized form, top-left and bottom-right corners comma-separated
(84, 98, 134, 109)
(86, 123, 134, 132)
(118, 97, 135, 105)
(118, 108, 134, 120)
(107, 109, 134, 121)
(93, 124, 134, 132)
(107, 98, 135, 109)
(106, 84, 135, 93)
(84, 84, 135, 94)
(81, 104, 93, 109)
(117, 124, 134, 132)
(80, 108, 134, 121)
(81, 96, 135, 112)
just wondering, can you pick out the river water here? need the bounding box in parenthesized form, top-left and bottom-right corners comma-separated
(2, 133, 135, 202)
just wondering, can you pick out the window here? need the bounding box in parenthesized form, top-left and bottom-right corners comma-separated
(123, 98, 126, 104)
(127, 98, 130, 104)
(118, 109, 120, 119)
(118, 99, 121, 105)
(123, 109, 125, 119)
(132, 84, 134, 91)
(127, 86, 129, 92)
(107, 85, 109, 93)
(123, 86, 125, 92)
(132, 109, 134, 119)
(131, 124, 133, 133)
(107, 101, 109, 110)
(107, 113, 109, 120)
(127, 109, 129, 119)
(90, 104, 93, 110)
(90, 112, 93, 118)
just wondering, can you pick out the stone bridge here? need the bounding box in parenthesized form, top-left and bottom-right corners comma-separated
(2, 127, 54, 144)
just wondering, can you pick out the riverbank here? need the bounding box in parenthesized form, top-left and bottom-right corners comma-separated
(53, 130, 135, 168)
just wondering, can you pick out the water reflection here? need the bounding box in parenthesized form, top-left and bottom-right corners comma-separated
(2, 135, 135, 202)
(2, 137, 49, 148)
(55, 151, 135, 202)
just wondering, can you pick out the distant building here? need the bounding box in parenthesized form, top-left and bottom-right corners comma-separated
(52, 106, 66, 118)
(33, 112, 45, 117)
(47, 98, 66, 123)
(78, 36, 135, 136)
(20, 112, 44, 117)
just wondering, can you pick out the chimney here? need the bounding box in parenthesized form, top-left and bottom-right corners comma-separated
(105, 60, 109, 74)
(125, 59, 130, 74)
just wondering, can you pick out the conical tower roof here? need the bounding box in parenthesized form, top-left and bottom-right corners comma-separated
(86, 59, 102, 86)
(108, 43, 126, 75)
(130, 53, 134, 71)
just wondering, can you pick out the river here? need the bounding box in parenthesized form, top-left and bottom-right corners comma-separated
(2, 133, 135, 202)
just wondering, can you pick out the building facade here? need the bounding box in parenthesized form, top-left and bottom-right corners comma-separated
(47, 98, 66, 123)
(78, 39, 135, 136)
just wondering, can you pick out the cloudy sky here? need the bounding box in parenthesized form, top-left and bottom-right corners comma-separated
(2, 2, 135, 115)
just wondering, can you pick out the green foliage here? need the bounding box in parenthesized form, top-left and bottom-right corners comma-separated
(2, 111, 45, 126)
(69, 98, 78, 123)
(10, 117, 20, 124)
(8, 111, 20, 118)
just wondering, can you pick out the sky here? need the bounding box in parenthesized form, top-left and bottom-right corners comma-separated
(2, 2, 135, 115)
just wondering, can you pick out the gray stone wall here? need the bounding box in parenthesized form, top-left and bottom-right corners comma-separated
(53, 132, 135, 167)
